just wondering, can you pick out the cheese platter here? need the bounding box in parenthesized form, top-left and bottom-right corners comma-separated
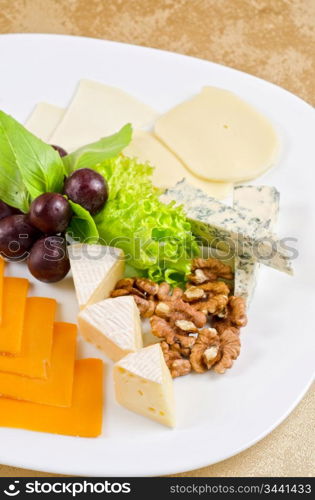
(0, 34, 314, 476)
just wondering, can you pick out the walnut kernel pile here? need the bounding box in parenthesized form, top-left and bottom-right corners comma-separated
(110, 257, 247, 378)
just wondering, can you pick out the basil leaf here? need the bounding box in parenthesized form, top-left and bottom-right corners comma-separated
(0, 111, 65, 202)
(0, 136, 29, 212)
(63, 123, 132, 174)
(67, 200, 99, 243)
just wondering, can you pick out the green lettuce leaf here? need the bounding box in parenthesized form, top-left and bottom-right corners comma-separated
(63, 124, 132, 174)
(92, 156, 199, 286)
(67, 200, 99, 243)
(0, 111, 64, 205)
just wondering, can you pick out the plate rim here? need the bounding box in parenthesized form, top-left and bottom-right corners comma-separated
(1, 31, 314, 113)
(0, 378, 313, 477)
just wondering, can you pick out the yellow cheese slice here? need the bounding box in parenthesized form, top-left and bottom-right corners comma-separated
(0, 359, 104, 437)
(0, 258, 4, 325)
(155, 86, 279, 182)
(0, 277, 29, 354)
(124, 130, 232, 199)
(0, 297, 56, 379)
(50, 79, 158, 151)
(0, 322, 77, 407)
(25, 102, 65, 142)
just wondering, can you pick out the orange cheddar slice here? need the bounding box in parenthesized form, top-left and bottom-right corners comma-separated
(0, 297, 56, 379)
(0, 277, 29, 354)
(0, 358, 103, 437)
(0, 322, 77, 406)
(0, 258, 4, 324)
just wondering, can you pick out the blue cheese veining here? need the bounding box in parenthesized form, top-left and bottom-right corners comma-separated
(233, 185, 280, 305)
(162, 180, 292, 275)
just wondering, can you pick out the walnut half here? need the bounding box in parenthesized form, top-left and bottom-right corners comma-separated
(161, 341, 191, 378)
(111, 277, 158, 318)
(191, 257, 234, 280)
(213, 328, 241, 374)
(190, 328, 221, 373)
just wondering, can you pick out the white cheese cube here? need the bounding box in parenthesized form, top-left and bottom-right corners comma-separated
(69, 244, 125, 310)
(78, 296, 143, 362)
(114, 344, 176, 428)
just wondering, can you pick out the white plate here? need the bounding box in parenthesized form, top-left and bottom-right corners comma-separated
(0, 34, 314, 477)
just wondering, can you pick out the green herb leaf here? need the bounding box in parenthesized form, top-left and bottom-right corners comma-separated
(67, 200, 99, 243)
(0, 136, 29, 212)
(0, 111, 65, 204)
(63, 123, 132, 174)
(93, 156, 199, 286)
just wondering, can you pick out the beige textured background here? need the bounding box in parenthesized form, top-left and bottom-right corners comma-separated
(0, 0, 314, 477)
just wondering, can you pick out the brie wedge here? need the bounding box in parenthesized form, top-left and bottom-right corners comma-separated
(78, 296, 143, 362)
(68, 244, 125, 309)
(114, 344, 176, 427)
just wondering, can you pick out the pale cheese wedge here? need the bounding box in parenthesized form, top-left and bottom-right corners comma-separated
(114, 343, 175, 428)
(155, 86, 279, 182)
(78, 296, 143, 362)
(68, 244, 125, 310)
(25, 102, 65, 142)
(50, 79, 158, 151)
(124, 130, 232, 199)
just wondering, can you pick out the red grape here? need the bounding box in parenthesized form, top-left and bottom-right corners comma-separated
(27, 235, 70, 283)
(0, 214, 41, 261)
(29, 193, 72, 234)
(64, 168, 108, 215)
(0, 200, 22, 221)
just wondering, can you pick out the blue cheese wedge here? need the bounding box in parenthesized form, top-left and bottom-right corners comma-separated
(233, 185, 280, 230)
(163, 180, 292, 275)
(68, 244, 125, 309)
(233, 185, 280, 305)
(78, 296, 143, 362)
(113, 344, 176, 427)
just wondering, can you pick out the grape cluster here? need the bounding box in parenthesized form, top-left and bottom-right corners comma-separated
(0, 145, 109, 283)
